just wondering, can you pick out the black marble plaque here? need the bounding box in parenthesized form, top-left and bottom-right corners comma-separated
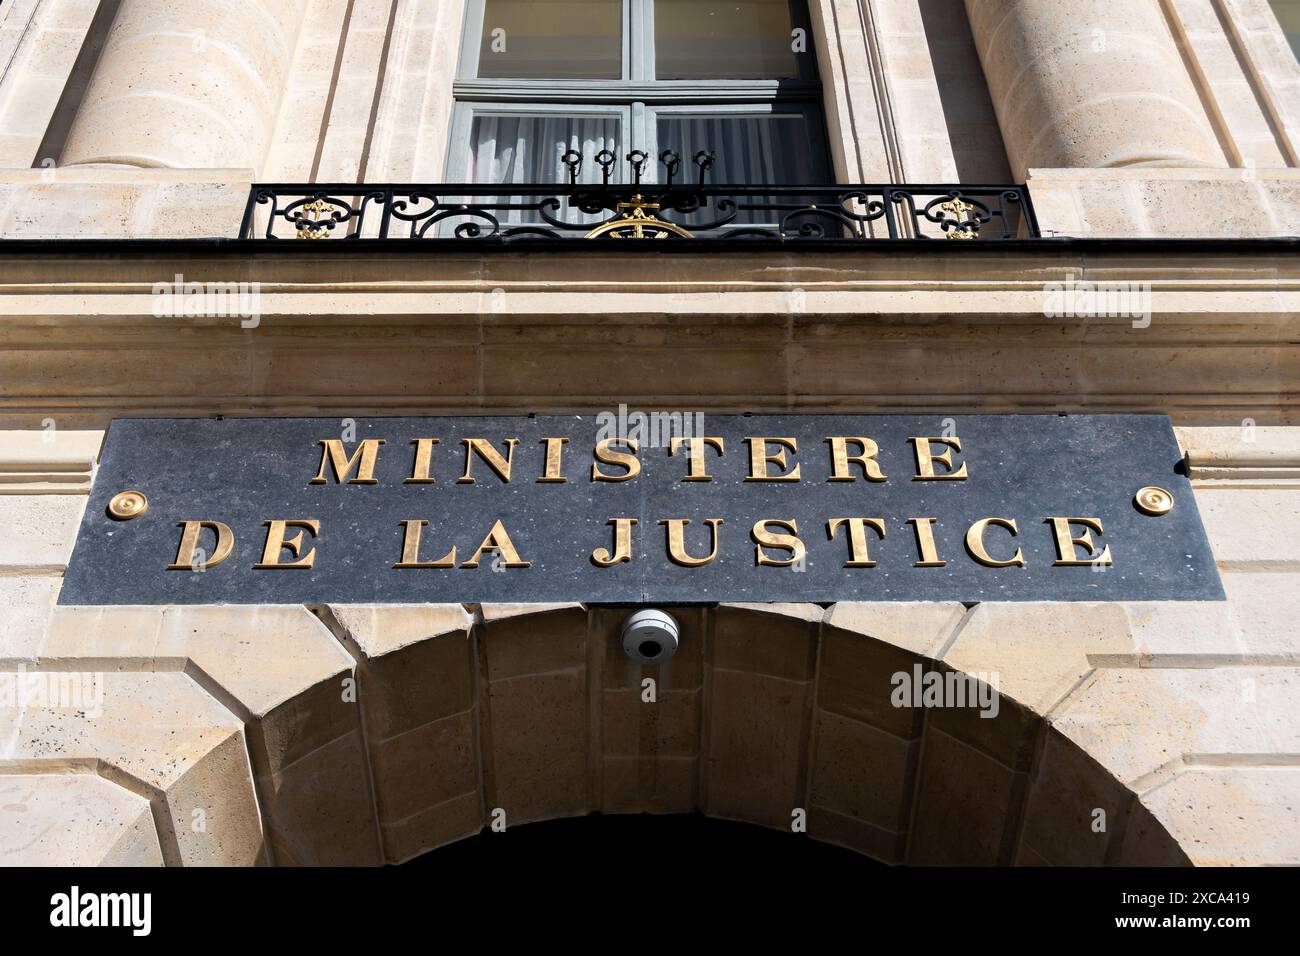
(60, 414, 1223, 605)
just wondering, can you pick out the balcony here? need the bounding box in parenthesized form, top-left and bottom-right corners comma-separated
(240, 150, 1039, 243)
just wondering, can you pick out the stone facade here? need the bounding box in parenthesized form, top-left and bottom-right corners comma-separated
(1, 0, 1299, 867)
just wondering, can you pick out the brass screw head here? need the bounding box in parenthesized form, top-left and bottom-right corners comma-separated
(107, 490, 148, 520)
(1134, 486, 1174, 517)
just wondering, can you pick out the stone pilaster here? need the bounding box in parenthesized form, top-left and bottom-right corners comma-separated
(59, 0, 308, 171)
(965, 0, 1225, 178)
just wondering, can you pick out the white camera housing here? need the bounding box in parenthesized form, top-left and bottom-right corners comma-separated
(621, 609, 680, 664)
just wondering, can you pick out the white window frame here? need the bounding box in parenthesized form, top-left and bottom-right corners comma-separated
(447, 0, 829, 183)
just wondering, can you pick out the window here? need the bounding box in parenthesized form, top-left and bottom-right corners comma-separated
(450, 0, 830, 187)
(1271, 0, 1300, 63)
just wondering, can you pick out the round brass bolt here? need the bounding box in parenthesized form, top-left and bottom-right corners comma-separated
(107, 490, 148, 521)
(1134, 486, 1174, 517)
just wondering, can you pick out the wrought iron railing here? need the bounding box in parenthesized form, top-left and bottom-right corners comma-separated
(240, 151, 1039, 242)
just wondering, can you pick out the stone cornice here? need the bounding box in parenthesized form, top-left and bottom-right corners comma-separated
(0, 240, 1295, 426)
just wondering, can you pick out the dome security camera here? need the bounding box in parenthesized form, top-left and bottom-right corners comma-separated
(621, 609, 679, 665)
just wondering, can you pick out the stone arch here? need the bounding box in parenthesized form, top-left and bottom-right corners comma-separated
(13, 599, 1247, 866)
(314, 602, 1188, 866)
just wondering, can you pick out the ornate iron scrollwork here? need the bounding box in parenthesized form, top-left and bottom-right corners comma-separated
(240, 148, 1039, 243)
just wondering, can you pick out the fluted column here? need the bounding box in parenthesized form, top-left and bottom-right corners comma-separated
(60, 0, 308, 170)
(965, 0, 1224, 178)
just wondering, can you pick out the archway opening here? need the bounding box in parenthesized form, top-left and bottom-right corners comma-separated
(402, 812, 885, 875)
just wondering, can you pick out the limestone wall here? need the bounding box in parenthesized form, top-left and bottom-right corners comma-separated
(4, 0, 1293, 186)
(0, 411, 1294, 868)
(0, 245, 1295, 425)
(0, 0, 1298, 869)
(0, 414, 1298, 866)
(0, 0, 1297, 238)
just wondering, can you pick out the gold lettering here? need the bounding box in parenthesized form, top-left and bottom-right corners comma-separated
(458, 439, 518, 484)
(1046, 517, 1112, 566)
(405, 439, 440, 484)
(909, 437, 969, 481)
(592, 518, 638, 567)
(460, 519, 531, 568)
(907, 517, 947, 568)
(670, 436, 725, 482)
(255, 520, 320, 569)
(539, 438, 570, 483)
(744, 438, 801, 482)
(752, 519, 805, 567)
(828, 518, 887, 567)
(825, 438, 887, 482)
(168, 520, 234, 571)
(659, 518, 723, 567)
(393, 520, 456, 569)
(592, 438, 641, 482)
(311, 439, 385, 484)
(965, 518, 1025, 568)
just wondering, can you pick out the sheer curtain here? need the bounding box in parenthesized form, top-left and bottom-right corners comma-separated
(467, 115, 620, 184)
(453, 111, 826, 232)
(460, 114, 621, 230)
(463, 114, 820, 187)
(657, 115, 826, 229)
(657, 115, 823, 184)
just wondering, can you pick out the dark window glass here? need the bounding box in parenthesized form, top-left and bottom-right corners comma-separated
(479, 0, 622, 79)
(1271, 0, 1300, 62)
(655, 0, 800, 79)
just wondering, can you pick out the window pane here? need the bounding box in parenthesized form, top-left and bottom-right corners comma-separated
(657, 114, 825, 184)
(1272, 1, 1300, 63)
(655, 0, 800, 79)
(478, 0, 622, 79)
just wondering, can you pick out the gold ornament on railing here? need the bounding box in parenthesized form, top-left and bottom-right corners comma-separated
(939, 197, 978, 240)
(585, 195, 693, 240)
(295, 198, 339, 239)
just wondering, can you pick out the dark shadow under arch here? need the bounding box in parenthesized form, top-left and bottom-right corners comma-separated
(402, 812, 885, 875)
